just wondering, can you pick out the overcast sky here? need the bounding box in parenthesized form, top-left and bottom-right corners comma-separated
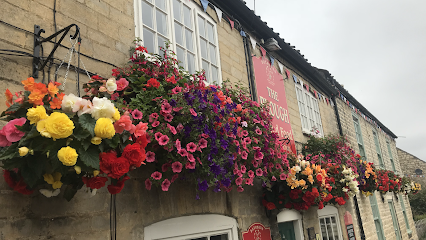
(243, 0, 426, 161)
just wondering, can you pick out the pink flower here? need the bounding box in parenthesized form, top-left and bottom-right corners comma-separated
(280, 173, 287, 180)
(158, 135, 169, 146)
(133, 122, 148, 137)
(248, 170, 254, 178)
(172, 162, 183, 173)
(0, 129, 11, 147)
(171, 174, 179, 183)
(254, 151, 264, 160)
(116, 78, 129, 91)
(185, 161, 195, 169)
(242, 130, 248, 137)
(255, 168, 263, 176)
(252, 160, 259, 168)
(114, 115, 135, 134)
(176, 123, 184, 132)
(171, 86, 182, 94)
(167, 124, 177, 135)
(235, 177, 243, 185)
(243, 137, 251, 145)
(255, 129, 262, 135)
(154, 132, 163, 141)
(2, 118, 26, 143)
(151, 171, 162, 180)
(152, 121, 160, 127)
(253, 146, 261, 151)
(145, 179, 152, 190)
(186, 142, 197, 153)
(190, 108, 197, 116)
(187, 153, 195, 162)
(146, 151, 155, 162)
(245, 178, 253, 185)
(175, 139, 181, 150)
(161, 179, 171, 191)
(173, 107, 183, 112)
(271, 176, 277, 181)
(233, 140, 239, 146)
(198, 138, 208, 149)
(237, 186, 244, 192)
(161, 103, 172, 114)
(164, 114, 173, 122)
(241, 151, 248, 160)
(241, 165, 247, 173)
(149, 113, 159, 121)
(162, 163, 171, 172)
(132, 109, 143, 120)
(177, 148, 187, 157)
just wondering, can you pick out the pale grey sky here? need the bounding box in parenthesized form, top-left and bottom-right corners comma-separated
(244, 0, 426, 161)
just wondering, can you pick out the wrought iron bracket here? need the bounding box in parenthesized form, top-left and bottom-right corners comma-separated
(32, 24, 80, 78)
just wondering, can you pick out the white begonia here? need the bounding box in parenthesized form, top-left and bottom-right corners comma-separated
(39, 189, 60, 198)
(77, 99, 93, 116)
(61, 93, 80, 112)
(91, 97, 116, 120)
(294, 166, 301, 173)
(106, 78, 117, 93)
(342, 188, 349, 193)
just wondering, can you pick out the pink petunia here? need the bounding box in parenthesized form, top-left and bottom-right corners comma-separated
(241, 165, 247, 173)
(161, 179, 171, 191)
(173, 107, 183, 112)
(167, 124, 177, 135)
(186, 142, 197, 153)
(248, 170, 254, 178)
(152, 121, 160, 127)
(145, 178, 152, 190)
(255, 168, 263, 176)
(176, 123, 184, 132)
(243, 137, 251, 145)
(171, 86, 182, 94)
(151, 171, 162, 180)
(175, 139, 181, 150)
(254, 151, 264, 160)
(252, 160, 259, 168)
(116, 78, 129, 91)
(187, 153, 195, 162)
(242, 130, 248, 137)
(189, 108, 197, 116)
(150, 113, 159, 119)
(154, 132, 163, 141)
(146, 151, 155, 162)
(198, 138, 208, 149)
(280, 173, 287, 180)
(161, 103, 172, 114)
(177, 148, 187, 157)
(237, 186, 244, 192)
(172, 161, 183, 173)
(164, 114, 173, 122)
(162, 163, 171, 172)
(185, 161, 196, 169)
(171, 174, 179, 183)
(255, 129, 262, 135)
(158, 135, 170, 146)
(132, 109, 143, 120)
(271, 176, 277, 181)
(245, 178, 253, 185)
(233, 140, 239, 146)
(235, 177, 243, 185)
(241, 151, 248, 160)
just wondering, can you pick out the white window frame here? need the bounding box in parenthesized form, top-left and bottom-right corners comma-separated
(372, 129, 384, 169)
(134, 0, 222, 85)
(352, 115, 366, 160)
(294, 84, 324, 136)
(386, 140, 397, 173)
(144, 214, 239, 240)
(317, 206, 344, 240)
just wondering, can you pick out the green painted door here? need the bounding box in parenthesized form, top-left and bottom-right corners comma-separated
(388, 200, 402, 240)
(278, 222, 296, 240)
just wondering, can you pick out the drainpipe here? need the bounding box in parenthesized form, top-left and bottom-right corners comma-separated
(330, 79, 366, 240)
(242, 33, 257, 102)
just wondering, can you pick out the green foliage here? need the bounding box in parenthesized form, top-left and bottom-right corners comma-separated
(409, 189, 426, 216)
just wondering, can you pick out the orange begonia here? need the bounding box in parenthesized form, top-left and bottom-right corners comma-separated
(48, 82, 59, 97)
(50, 98, 62, 109)
(22, 77, 36, 91)
(57, 92, 65, 100)
(28, 89, 46, 106)
(5, 89, 13, 107)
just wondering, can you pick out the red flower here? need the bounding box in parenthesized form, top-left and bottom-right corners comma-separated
(284, 202, 292, 209)
(147, 78, 160, 88)
(335, 197, 346, 205)
(145, 178, 152, 190)
(266, 202, 276, 210)
(82, 176, 108, 189)
(161, 179, 171, 191)
(14, 179, 34, 195)
(316, 174, 323, 182)
(109, 157, 130, 179)
(122, 143, 146, 168)
(107, 176, 130, 194)
(100, 151, 117, 174)
(3, 170, 16, 189)
(166, 75, 177, 84)
(290, 189, 302, 200)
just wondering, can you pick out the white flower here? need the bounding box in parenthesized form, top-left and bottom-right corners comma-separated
(39, 189, 60, 198)
(77, 99, 93, 116)
(91, 97, 116, 120)
(61, 93, 80, 112)
(106, 78, 117, 93)
(242, 121, 248, 127)
(294, 166, 301, 173)
(342, 188, 349, 193)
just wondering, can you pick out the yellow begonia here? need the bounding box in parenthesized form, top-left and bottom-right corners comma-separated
(19, 147, 29, 156)
(43, 173, 55, 184)
(74, 166, 81, 174)
(93, 170, 100, 177)
(44, 112, 74, 140)
(43, 172, 63, 189)
(27, 106, 48, 124)
(91, 136, 102, 145)
(57, 146, 78, 166)
(113, 108, 120, 122)
(94, 118, 115, 139)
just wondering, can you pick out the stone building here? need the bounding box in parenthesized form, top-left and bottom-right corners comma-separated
(0, 0, 418, 240)
(397, 148, 426, 189)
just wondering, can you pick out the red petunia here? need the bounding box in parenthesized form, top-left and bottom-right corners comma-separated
(146, 78, 160, 88)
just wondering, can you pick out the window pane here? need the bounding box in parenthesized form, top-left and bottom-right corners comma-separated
(326, 218, 333, 240)
(158, 35, 167, 53)
(173, 0, 181, 22)
(176, 46, 185, 65)
(187, 52, 195, 73)
(200, 38, 208, 59)
(142, 1, 153, 28)
(183, 5, 192, 28)
(155, 0, 166, 10)
(211, 234, 228, 240)
(185, 29, 194, 51)
(331, 217, 339, 240)
(209, 44, 216, 63)
(202, 60, 210, 82)
(207, 22, 215, 42)
(175, 22, 184, 46)
(211, 66, 218, 83)
(198, 16, 205, 38)
(143, 28, 155, 53)
(156, 10, 168, 36)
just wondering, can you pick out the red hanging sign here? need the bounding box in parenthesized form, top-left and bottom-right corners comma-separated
(252, 56, 296, 154)
(242, 223, 272, 240)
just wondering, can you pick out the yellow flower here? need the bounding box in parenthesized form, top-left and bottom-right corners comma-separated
(52, 172, 63, 189)
(52, 181, 63, 189)
(93, 170, 100, 177)
(36, 119, 52, 138)
(57, 146, 78, 166)
(43, 173, 55, 184)
(91, 136, 102, 145)
(27, 106, 48, 124)
(74, 166, 81, 174)
(112, 107, 120, 122)
(44, 112, 74, 140)
(94, 118, 115, 139)
(19, 147, 29, 156)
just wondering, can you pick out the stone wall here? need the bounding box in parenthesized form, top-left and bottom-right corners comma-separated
(397, 148, 426, 188)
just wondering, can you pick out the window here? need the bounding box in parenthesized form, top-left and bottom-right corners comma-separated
(353, 116, 366, 160)
(134, 0, 221, 84)
(415, 169, 423, 175)
(386, 141, 396, 173)
(399, 194, 412, 235)
(317, 206, 343, 240)
(295, 84, 323, 136)
(372, 130, 384, 168)
(369, 194, 385, 240)
(388, 199, 402, 240)
(144, 215, 238, 240)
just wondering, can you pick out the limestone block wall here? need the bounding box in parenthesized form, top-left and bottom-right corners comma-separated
(397, 148, 426, 188)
